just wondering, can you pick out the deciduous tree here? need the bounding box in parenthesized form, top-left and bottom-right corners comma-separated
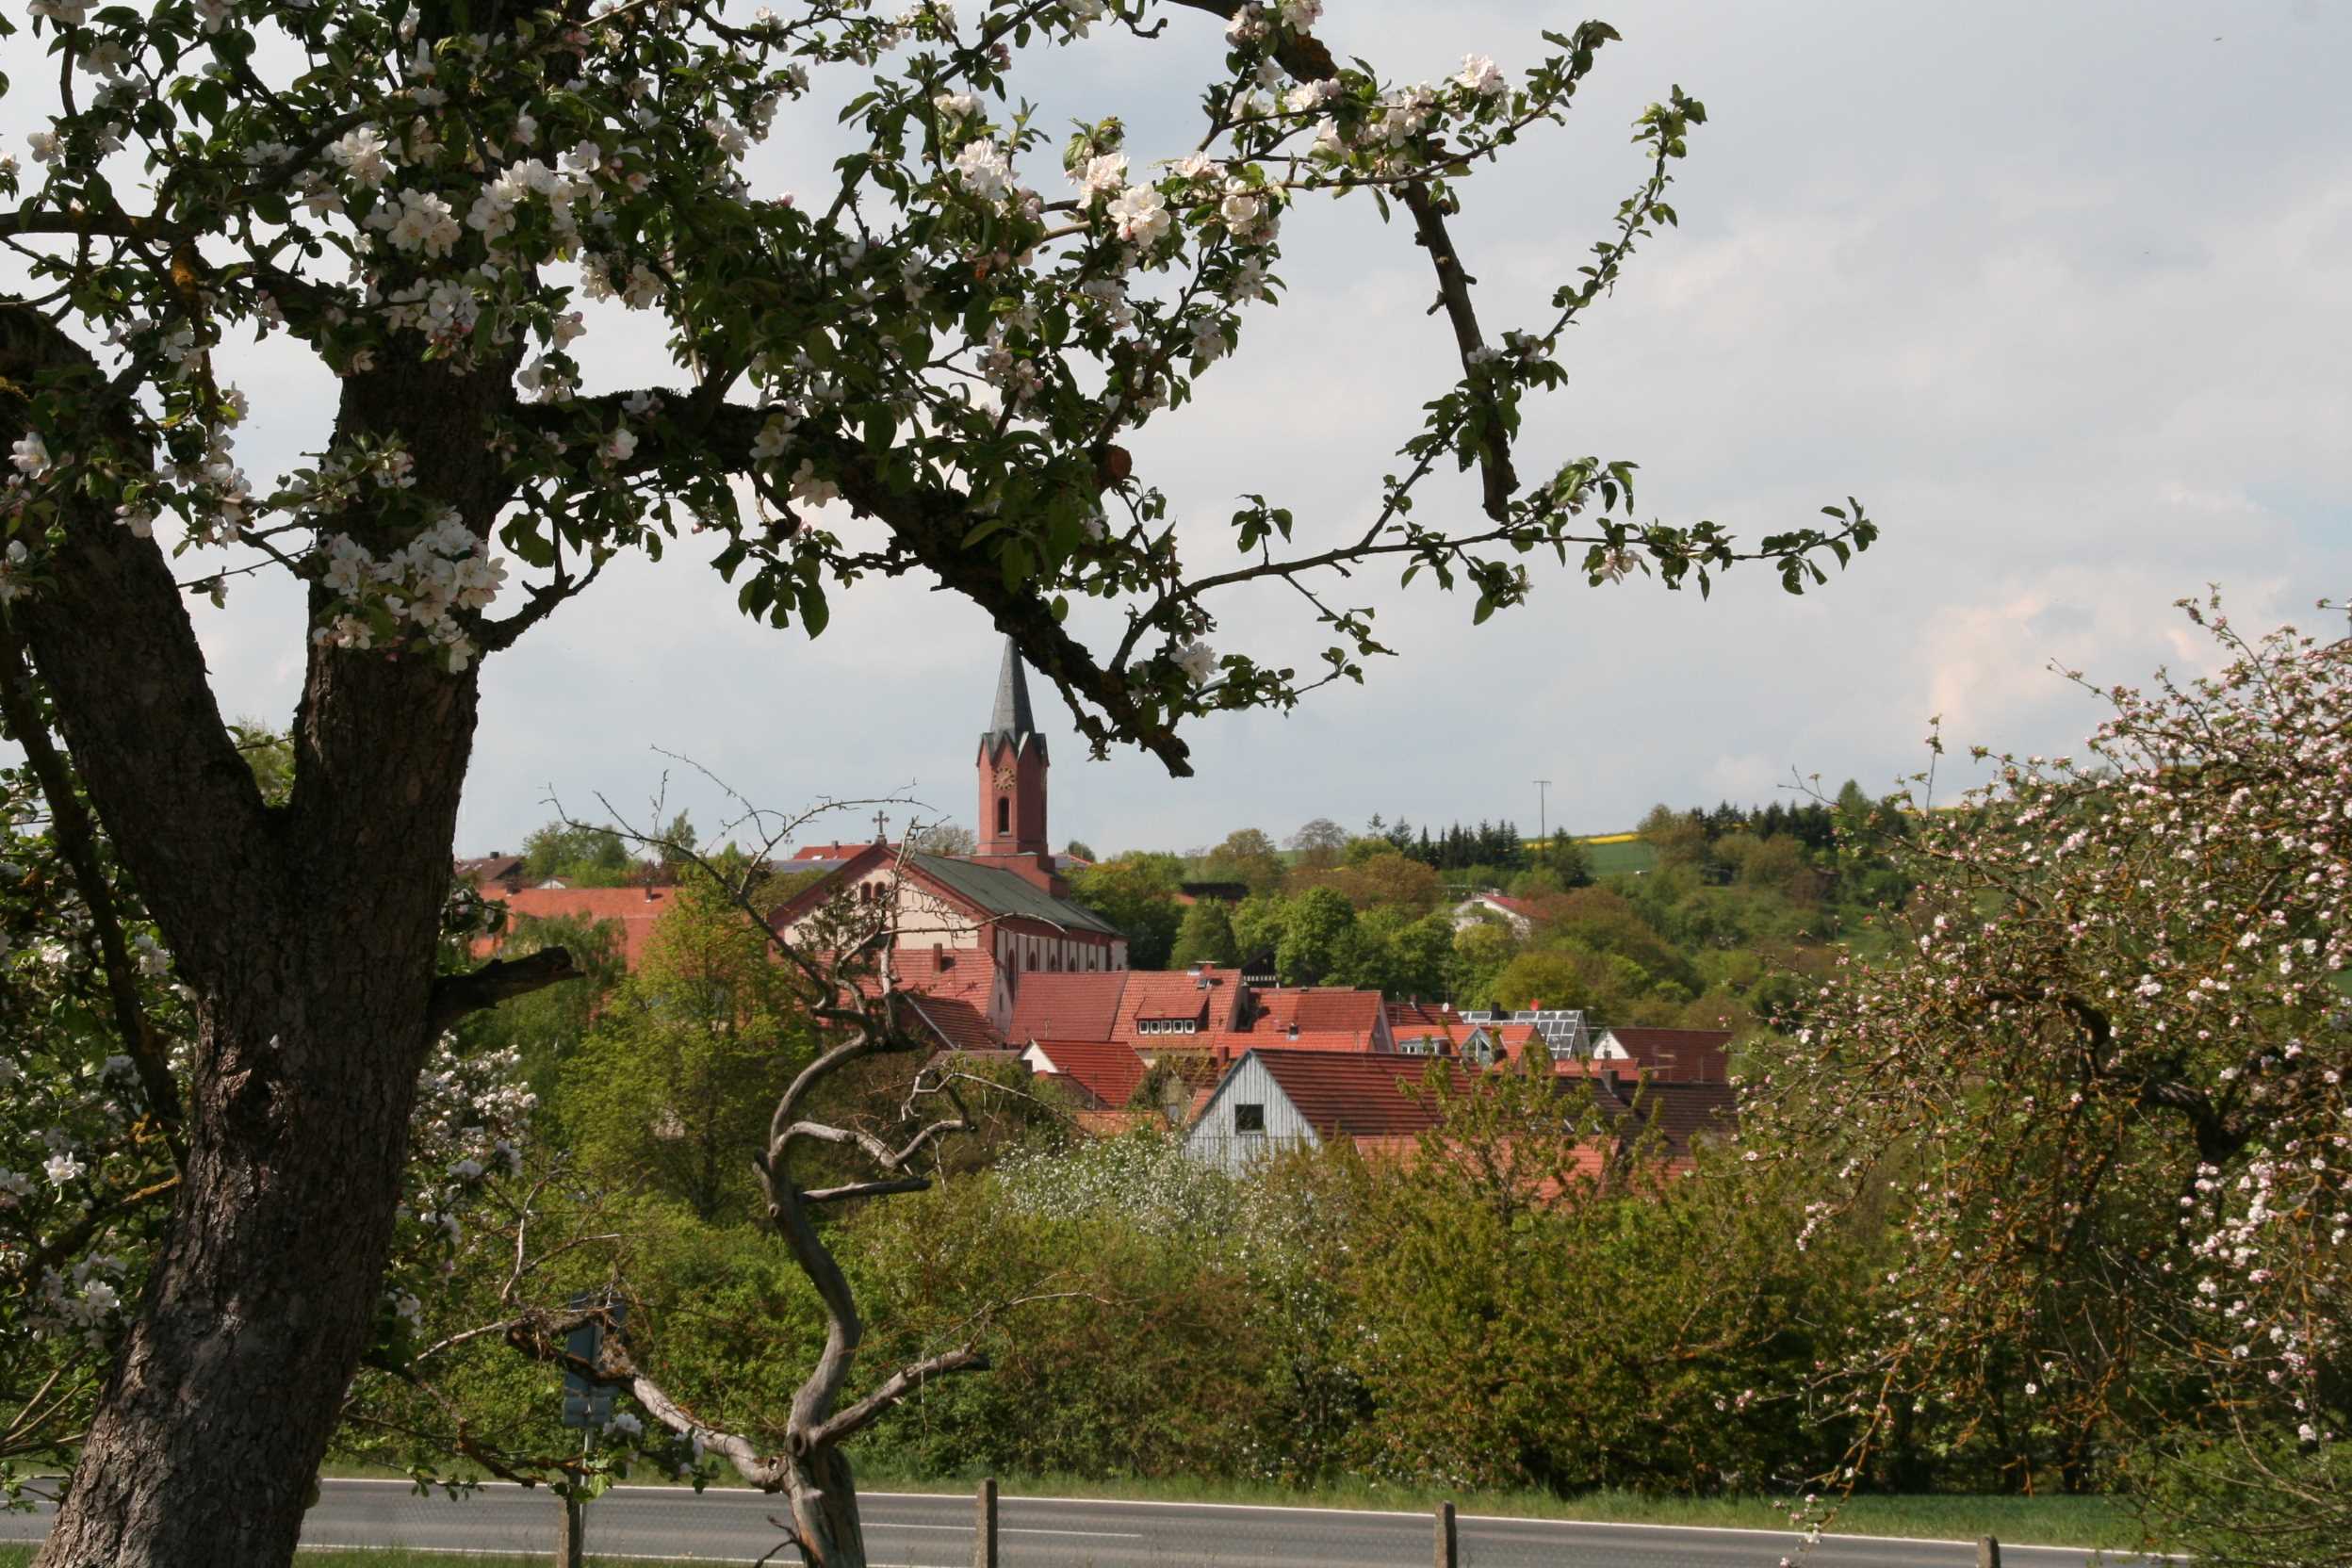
(0, 0, 1871, 1555)
(1747, 597, 2352, 1558)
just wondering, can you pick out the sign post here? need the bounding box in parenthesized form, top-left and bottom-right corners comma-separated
(557, 1295, 625, 1568)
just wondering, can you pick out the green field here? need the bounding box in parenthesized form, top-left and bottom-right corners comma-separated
(1567, 832, 1658, 878)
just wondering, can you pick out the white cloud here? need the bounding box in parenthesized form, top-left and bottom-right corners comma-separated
(8, 0, 2350, 856)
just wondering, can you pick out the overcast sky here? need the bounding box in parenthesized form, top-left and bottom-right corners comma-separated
(11, 0, 2349, 858)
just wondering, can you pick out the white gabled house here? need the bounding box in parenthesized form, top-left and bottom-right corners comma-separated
(1181, 1049, 1455, 1174)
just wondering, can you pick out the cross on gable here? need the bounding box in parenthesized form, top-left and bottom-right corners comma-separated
(873, 809, 890, 842)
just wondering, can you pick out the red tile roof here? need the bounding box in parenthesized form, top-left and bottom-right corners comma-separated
(478, 885, 679, 969)
(1601, 1027, 1735, 1084)
(1201, 1027, 1376, 1055)
(1594, 1078, 1740, 1158)
(1008, 971, 1130, 1043)
(1250, 988, 1383, 1037)
(1385, 999, 1462, 1028)
(845, 945, 1006, 1050)
(1027, 1039, 1150, 1109)
(793, 841, 893, 860)
(1113, 970, 1221, 1037)
(1244, 1049, 1462, 1137)
(903, 994, 1004, 1052)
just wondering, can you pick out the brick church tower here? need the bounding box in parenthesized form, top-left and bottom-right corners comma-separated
(974, 637, 1055, 885)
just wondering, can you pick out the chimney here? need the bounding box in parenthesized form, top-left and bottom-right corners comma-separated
(1285, 1022, 1298, 1040)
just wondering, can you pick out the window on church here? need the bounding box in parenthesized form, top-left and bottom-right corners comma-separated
(996, 797, 1009, 834)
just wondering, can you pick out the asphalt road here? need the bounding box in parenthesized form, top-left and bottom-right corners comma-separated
(0, 1478, 2164, 1567)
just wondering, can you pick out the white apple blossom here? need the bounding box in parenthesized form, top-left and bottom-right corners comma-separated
(1457, 55, 1507, 96)
(11, 433, 52, 478)
(328, 125, 391, 188)
(788, 459, 840, 507)
(953, 139, 1015, 201)
(1072, 152, 1128, 204)
(370, 188, 462, 256)
(1171, 639, 1217, 683)
(43, 1152, 86, 1187)
(1106, 184, 1169, 246)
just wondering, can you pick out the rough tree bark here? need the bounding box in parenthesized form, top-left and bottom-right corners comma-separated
(3, 308, 541, 1567)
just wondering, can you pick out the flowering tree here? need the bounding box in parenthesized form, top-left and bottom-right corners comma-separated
(1744, 597, 2351, 1560)
(0, 0, 1873, 1558)
(0, 694, 536, 1514)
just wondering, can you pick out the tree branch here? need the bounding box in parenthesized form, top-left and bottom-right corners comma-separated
(426, 946, 584, 1034)
(0, 302, 275, 991)
(1398, 183, 1517, 521)
(0, 627, 186, 1167)
(808, 1347, 988, 1449)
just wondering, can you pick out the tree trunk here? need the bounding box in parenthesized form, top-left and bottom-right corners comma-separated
(30, 950, 450, 1565)
(3, 313, 508, 1565)
(786, 1446, 870, 1567)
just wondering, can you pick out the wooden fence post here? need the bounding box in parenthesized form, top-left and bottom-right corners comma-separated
(1433, 1499, 1458, 1568)
(1977, 1536, 2001, 1568)
(972, 1476, 999, 1568)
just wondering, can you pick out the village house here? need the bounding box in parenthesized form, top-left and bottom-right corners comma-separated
(1182, 1046, 1739, 1177)
(1591, 1025, 1736, 1084)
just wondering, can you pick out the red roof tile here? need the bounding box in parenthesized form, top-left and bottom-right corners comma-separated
(903, 994, 1004, 1052)
(1385, 999, 1462, 1028)
(1200, 1027, 1374, 1055)
(478, 885, 680, 969)
(1008, 971, 1130, 1043)
(1112, 970, 1221, 1037)
(793, 841, 892, 860)
(1244, 1049, 1463, 1137)
(1594, 1078, 1740, 1158)
(1600, 1027, 1735, 1084)
(1249, 988, 1383, 1037)
(1026, 1039, 1150, 1109)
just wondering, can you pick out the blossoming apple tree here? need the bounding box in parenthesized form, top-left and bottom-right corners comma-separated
(0, 0, 1873, 1560)
(1744, 597, 2350, 1560)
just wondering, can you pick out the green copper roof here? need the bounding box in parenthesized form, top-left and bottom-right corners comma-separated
(910, 852, 1119, 937)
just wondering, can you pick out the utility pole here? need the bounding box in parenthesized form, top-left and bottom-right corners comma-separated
(1534, 779, 1552, 845)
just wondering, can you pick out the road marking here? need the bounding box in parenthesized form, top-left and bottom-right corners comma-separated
(874, 1523, 1145, 1539)
(308, 1478, 2163, 1560)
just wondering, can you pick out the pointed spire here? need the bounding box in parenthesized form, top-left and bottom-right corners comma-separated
(984, 636, 1043, 755)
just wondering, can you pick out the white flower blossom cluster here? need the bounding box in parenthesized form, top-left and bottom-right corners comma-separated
(1746, 596, 2352, 1502)
(312, 508, 507, 671)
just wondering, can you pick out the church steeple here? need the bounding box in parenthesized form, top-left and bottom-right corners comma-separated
(976, 636, 1050, 865)
(981, 637, 1045, 760)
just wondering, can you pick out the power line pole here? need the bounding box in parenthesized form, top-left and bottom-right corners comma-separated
(1534, 779, 1552, 845)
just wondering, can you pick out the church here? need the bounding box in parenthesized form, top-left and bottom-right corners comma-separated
(764, 639, 1130, 1046)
